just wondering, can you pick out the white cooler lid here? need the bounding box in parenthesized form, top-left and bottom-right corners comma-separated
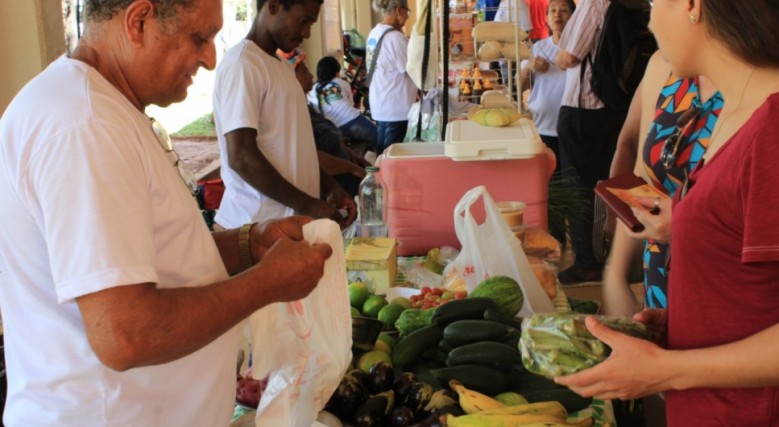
(444, 117, 543, 161)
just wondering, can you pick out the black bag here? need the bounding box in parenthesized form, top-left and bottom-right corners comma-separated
(584, 0, 657, 111)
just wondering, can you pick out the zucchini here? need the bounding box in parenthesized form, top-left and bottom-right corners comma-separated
(431, 364, 511, 395)
(522, 388, 593, 414)
(392, 324, 444, 368)
(446, 341, 522, 371)
(483, 307, 524, 330)
(504, 328, 521, 349)
(431, 297, 495, 326)
(443, 320, 513, 347)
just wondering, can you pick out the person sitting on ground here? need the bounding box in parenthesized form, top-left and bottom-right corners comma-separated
(295, 58, 371, 197)
(308, 56, 378, 153)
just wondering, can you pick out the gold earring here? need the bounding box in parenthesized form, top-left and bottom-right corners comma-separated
(689, 15, 697, 23)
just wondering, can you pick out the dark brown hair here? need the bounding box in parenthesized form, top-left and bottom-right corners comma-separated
(702, 0, 779, 66)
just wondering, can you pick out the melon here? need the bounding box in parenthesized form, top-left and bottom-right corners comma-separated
(469, 275, 524, 317)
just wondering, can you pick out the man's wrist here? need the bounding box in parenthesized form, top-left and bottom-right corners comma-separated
(238, 223, 256, 271)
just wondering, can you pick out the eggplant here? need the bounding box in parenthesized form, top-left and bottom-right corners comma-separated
(368, 361, 395, 394)
(392, 372, 417, 405)
(345, 369, 369, 387)
(418, 405, 466, 426)
(389, 406, 416, 427)
(326, 375, 368, 418)
(353, 390, 395, 427)
(405, 382, 434, 415)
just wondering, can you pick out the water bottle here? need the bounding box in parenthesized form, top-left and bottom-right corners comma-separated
(358, 166, 387, 237)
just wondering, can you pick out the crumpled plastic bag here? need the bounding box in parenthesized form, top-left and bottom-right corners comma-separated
(249, 219, 353, 427)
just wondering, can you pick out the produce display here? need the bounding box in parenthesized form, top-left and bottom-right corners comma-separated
(521, 313, 657, 378)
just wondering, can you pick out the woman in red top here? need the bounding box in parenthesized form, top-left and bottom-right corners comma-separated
(556, 0, 779, 425)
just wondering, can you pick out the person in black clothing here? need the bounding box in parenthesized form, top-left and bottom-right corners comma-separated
(295, 60, 371, 197)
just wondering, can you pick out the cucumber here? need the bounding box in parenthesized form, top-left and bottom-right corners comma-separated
(431, 297, 495, 326)
(446, 341, 522, 371)
(443, 320, 513, 347)
(509, 370, 564, 393)
(392, 324, 444, 368)
(483, 307, 525, 330)
(504, 328, 521, 349)
(431, 364, 511, 395)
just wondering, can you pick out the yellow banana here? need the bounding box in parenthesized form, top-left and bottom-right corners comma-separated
(473, 401, 568, 419)
(445, 412, 567, 427)
(449, 380, 505, 414)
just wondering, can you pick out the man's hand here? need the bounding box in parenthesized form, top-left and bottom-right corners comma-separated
(251, 237, 333, 302)
(328, 187, 357, 228)
(249, 216, 312, 262)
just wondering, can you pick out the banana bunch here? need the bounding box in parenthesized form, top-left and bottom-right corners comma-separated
(448, 380, 575, 427)
(468, 107, 521, 127)
(449, 380, 505, 414)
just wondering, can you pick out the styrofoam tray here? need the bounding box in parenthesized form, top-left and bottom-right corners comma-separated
(444, 117, 543, 161)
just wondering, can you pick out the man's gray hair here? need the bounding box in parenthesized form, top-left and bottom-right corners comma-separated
(372, 0, 408, 14)
(83, 0, 194, 30)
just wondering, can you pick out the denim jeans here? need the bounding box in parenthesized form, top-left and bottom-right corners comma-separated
(339, 115, 377, 152)
(375, 120, 408, 155)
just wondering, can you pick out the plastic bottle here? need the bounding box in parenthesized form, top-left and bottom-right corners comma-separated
(358, 166, 388, 237)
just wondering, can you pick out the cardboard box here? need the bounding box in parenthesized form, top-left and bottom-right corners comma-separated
(345, 237, 398, 294)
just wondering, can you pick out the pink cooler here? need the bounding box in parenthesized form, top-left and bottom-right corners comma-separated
(377, 141, 555, 256)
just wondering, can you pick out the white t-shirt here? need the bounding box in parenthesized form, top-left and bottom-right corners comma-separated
(307, 77, 360, 127)
(365, 24, 417, 122)
(525, 37, 566, 136)
(213, 40, 320, 228)
(0, 56, 236, 426)
(494, 0, 532, 32)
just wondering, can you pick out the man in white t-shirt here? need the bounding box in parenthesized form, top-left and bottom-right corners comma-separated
(213, 0, 356, 230)
(0, 1, 333, 425)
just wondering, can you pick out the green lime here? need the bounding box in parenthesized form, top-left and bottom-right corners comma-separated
(373, 340, 391, 354)
(348, 282, 371, 308)
(493, 391, 528, 406)
(350, 306, 361, 316)
(357, 349, 393, 373)
(377, 303, 406, 329)
(362, 294, 388, 318)
(389, 296, 412, 309)
(376, 332, 397, 350)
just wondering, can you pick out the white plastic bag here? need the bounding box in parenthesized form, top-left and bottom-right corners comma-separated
(249, 219, 353, 427)
(445, 186, 555, 317)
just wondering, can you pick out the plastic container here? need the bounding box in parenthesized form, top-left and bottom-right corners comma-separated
(497, 200, 526, 227)
(377, 142, 555, 256)
(444, 117, 544, 161)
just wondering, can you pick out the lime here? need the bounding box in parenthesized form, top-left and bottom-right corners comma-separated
(373, 340, 391, 354)
(357, 349, 393, 373)
(377, 303, 406, 329)
(362, 294, 388, 318)
(493, 391, 528, 406)
(350, 306, 361, 317)
(348, 282, 371, 308)
(376, 332, 397, 350)
(389, 296, 412, 309)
